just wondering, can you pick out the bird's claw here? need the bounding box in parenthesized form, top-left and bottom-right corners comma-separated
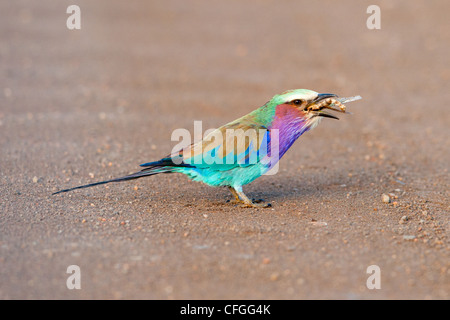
(227, 199, 244, 205)
(227, 198, 271, 208)
(240, 201, 272, 208)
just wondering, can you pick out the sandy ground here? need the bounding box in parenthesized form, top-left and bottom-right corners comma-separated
(0, 0, 449, 299)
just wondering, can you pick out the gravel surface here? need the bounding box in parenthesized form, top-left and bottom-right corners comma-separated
(1, 0, 448, 299)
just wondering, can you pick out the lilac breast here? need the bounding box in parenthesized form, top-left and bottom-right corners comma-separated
(268, 104, 310, 161)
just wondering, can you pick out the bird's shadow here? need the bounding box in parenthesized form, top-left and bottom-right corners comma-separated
(243, 177, 327, 203)
(204, 171, 351, 207)
(58, 166, 364, 209)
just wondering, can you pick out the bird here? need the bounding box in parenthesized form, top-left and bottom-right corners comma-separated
(53, 89, 359, 207)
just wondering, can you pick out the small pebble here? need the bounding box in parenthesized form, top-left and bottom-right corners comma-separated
(403, 235, 416, 241)
(269, 272, 279, 281)
(310, 221, 327, 226)
(399, 216, 408, 224)
(382, 194, 391, 203)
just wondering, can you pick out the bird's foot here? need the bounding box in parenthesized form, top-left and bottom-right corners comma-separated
(227, 186, 272, 208)
(252, 198, 265, 203)
(227, 199, 271, 208)
(240, 201, 272, 208)
(227, 199, 245, 205)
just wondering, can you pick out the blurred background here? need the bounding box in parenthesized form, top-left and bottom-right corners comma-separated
(0, 0, 448, 299)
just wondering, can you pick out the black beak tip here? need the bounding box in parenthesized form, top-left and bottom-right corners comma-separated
(316, 93, 338, 101)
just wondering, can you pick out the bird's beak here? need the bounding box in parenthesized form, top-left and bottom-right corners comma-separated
(312, 93, 338, 103)
(309, 93, 340, 120)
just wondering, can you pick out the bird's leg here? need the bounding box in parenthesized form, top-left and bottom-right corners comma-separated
(228, 186, 245, 204)
(229, 186, 271, 208)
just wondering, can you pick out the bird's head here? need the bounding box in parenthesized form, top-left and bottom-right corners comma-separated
(272, 89, 349, 129)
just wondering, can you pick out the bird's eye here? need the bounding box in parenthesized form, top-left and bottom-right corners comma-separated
(292, 99, 302, 105)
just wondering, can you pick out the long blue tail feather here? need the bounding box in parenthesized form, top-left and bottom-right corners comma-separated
(52, 167, 171, 195)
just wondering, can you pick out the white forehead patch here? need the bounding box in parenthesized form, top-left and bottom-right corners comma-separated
(278, 89, 318, 103)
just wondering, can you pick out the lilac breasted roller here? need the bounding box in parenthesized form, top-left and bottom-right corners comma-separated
(53, 89, 360, 207)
